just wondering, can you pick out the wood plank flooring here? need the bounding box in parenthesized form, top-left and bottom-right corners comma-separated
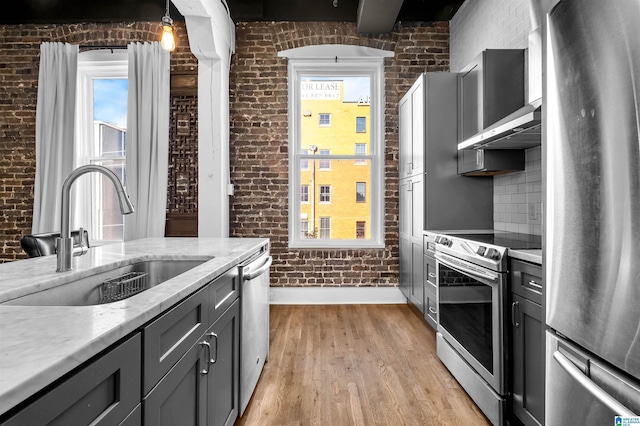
(236, 304, 491, 426)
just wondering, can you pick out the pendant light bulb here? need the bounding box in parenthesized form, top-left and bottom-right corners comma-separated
(160, 0, 176, 52)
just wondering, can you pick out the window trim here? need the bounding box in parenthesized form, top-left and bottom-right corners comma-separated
(282, 44, 389, 249)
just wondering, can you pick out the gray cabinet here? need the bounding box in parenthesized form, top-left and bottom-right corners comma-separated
(207, 300, 240, 426)
(1, 333, 141, 426)
(423, 236, 437, 330)
(143, 267, 241, 426)
(509, 259, 544, 426)
(398, 72, 493, 311)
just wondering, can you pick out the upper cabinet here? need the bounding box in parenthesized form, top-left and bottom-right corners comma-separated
(457, 49, 542, 152)
(399, 75, 425, 178)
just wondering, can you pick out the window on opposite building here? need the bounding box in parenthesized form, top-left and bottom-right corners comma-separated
(301, 184, 309, 203)
(319, 113, 331, 126)
(356, 221, 366, 239)
(301, 220, 310, 238)
(318, 149, 331, 170)
(283, 44, 389, 248)
(319, 185, 331, 203)
(355, 143, 367, 165)
(319, 217, 331, 239)
(356, 182, 366, 203)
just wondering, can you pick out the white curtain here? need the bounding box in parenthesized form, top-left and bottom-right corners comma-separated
(32, 42, 79, 234)
(124, 42, 170, 240)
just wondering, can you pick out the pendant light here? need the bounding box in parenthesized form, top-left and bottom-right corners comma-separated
(160, 0, 176, 52)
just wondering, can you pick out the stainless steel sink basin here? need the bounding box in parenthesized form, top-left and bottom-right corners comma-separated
(3, 259, 208, 306)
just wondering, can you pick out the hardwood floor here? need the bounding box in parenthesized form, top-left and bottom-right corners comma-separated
(236, 304, 491, 426)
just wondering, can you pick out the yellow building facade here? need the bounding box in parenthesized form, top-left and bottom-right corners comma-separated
(299, 80, 371, 240)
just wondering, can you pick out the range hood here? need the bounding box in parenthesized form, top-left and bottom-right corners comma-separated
(457, 99, 541, 150)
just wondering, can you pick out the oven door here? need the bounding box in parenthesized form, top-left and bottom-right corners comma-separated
(435, 251, 506, 394)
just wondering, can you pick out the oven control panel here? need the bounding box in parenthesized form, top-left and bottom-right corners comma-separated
(435, 234, 508, 271)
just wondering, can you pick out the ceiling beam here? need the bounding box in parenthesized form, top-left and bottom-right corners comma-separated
(356, 0, 404, 33)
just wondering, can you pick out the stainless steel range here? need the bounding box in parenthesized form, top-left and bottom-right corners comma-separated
(433, 231, 541, 425)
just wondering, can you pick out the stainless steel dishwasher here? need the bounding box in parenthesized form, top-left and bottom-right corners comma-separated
(239, 247, 272, 416)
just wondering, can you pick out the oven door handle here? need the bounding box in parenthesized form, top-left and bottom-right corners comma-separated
(435, 252, 499, 284)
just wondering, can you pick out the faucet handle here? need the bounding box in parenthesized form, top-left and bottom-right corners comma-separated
(73, 227, 89, 257)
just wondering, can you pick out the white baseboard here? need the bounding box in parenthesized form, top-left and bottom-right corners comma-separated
(269, 286, 407, 305)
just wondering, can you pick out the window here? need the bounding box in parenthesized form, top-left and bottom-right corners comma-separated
(320, 185, 331, 203)
(319, 217, 331, 239)
(301, 185, 309, 202)
(301, 220, 309, 238)
(356, 221, 366, 239)
(355, 143, 366, 165)
(282, 44, 391, 248)
(300, 149, 309, 170)
(356, 182, 366, 203)
(318, 149, 331, 170)
(76, 50, 128, 243)
(319, 113, 331, 126)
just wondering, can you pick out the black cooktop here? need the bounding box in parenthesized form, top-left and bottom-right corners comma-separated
(445, 231, 542, 250)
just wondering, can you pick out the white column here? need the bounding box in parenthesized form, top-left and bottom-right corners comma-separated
(171, 0, 235, 237)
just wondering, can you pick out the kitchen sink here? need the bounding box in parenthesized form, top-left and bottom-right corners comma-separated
(3, 259, 208, 306)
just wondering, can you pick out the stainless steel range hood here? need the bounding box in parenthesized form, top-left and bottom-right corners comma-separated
(457, 99, 541, 150)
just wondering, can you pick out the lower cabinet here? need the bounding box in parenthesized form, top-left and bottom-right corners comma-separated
(509, 259, 544, 426)
(143, 299, 239, 426)
(1, 333, 141, 426)
(207, 299, 240, 426)
(143, 267, 241, 426)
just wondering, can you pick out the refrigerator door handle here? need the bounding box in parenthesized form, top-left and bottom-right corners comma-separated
(553, 351, 637, 416)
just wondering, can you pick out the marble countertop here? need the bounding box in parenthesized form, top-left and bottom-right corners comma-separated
(0, 237, 268, 417)
(508, 248, 543, 265)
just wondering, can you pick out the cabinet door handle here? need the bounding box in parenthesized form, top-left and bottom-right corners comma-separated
(512, 301, 520, 327)
(428, 272, 436, 278)
(428, 307, 437, 315)
(208, 332, 218, 364)
(199, 341, 211, 374)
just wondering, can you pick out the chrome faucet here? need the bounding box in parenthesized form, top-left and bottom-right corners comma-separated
(56, 165, 135, 272)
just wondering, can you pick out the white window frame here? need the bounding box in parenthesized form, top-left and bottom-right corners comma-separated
(319, 113, 331, 127)
(281, 44, 390, 249)
(319, 185, 331, 203)
(75, 50, 128, 244)
(355, 143, 366, 165)
(319, 217, 331, 239)
(318, 149, 331, 170)
(301, 184, 309, 203)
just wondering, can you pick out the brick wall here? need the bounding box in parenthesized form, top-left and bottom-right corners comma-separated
(0, 22, 197, 262)
(0, 19, 451, 288)
(229, 21, 450, 287)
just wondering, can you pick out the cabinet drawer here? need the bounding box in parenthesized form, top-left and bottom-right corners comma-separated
(209, 267, 239, 325)
(424, 255, 436, 287)
(143, 286, 209, 395)
(424, 287, 437, 330)
(510, 259, 543, 304)
(2, 333, 141, 426)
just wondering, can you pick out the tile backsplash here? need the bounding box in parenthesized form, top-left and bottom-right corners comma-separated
(493, 146, 542, 235)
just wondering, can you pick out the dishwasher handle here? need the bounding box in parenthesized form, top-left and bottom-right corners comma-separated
(243, 255, 273, 281)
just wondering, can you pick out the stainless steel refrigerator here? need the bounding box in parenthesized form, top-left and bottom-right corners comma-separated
(546, 0, 640, 423)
